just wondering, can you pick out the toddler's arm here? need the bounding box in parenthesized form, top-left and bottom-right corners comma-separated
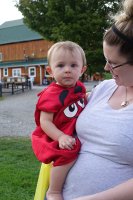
(40, 111, 76, 150)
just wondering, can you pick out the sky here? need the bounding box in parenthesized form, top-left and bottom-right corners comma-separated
(0, 0, 23, 25)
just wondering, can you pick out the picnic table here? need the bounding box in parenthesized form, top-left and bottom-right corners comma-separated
(0, 77, 32, 97)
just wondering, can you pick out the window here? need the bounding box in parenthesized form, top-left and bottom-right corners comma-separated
(3, 68, 8, 76)
(29, 67, 36, 77)
(12, 68, 21, 77)
(0, 53, 3, 62)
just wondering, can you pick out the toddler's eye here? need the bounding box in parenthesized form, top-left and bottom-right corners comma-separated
(71, 64, 77, 68)
(57, 64, 64, 68)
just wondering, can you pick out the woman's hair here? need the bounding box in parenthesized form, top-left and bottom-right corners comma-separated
(47, 41, 87, 66)
(103, 0, 133, 60)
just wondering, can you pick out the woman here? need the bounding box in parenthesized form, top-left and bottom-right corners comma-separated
(63, 0, 133, 199)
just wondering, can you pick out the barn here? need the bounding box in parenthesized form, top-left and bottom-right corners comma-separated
(0, 19, 53, 85)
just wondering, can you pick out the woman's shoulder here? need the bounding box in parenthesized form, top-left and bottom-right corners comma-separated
(97, 79, 116, 89)
(88, 79, 117, 102)
(93, 79, 116, 93)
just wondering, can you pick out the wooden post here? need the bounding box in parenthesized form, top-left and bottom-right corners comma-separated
(28, 80, 32, 89)
(22, 83, 24, 92)
(11, 83, 14, 95)
(0, 83, 2, 97)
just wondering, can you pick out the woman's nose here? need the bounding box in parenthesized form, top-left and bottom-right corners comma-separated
(104, 63, 110, 71)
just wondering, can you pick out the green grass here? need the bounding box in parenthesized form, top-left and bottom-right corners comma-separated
(0, 137, 41, 200)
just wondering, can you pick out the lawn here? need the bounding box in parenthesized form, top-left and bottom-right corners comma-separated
(0, 137, 41, 200)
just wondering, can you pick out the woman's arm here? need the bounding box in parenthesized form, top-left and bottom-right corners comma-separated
(40, 111, 76, 149)
(72, 178, 133, 200)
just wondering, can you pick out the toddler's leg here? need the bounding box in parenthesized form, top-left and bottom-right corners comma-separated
(46, 160, 75, 200)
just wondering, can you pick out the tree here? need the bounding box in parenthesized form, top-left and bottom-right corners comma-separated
(16, 0, 121, 75)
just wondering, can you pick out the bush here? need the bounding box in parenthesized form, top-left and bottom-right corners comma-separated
(103, 72, 112, 80)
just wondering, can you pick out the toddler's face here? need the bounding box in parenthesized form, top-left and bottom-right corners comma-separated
(49, 48, 86, 88)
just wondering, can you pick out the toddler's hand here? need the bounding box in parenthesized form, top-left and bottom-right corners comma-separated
(58, 134, 76, 150)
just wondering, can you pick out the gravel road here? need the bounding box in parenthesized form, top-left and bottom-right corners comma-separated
(0, 81, 98, 137)
(0, 86, 44, 137)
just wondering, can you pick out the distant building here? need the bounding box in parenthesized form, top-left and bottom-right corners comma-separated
(0, 19, 53, 85)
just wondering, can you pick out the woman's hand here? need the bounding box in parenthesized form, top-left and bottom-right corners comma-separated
(58, 134, 76, 150)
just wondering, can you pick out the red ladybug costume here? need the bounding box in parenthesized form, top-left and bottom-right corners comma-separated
(31, 80, 87, 166)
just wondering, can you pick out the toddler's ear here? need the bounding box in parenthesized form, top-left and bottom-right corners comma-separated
(81, 66, 87, 75)
(46, 66, 52, 75)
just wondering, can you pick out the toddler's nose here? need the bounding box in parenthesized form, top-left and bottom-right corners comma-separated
(64, 65, 71, 72)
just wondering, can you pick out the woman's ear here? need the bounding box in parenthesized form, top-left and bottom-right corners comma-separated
(46, 66, 53, 75)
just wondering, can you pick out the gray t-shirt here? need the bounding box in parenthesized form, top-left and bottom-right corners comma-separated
(63, 79, 133, 200)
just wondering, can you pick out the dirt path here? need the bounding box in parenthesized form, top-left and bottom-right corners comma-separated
(0, 86, 43, 137)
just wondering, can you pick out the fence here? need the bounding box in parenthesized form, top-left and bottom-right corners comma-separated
(0, 77, 32, 97)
